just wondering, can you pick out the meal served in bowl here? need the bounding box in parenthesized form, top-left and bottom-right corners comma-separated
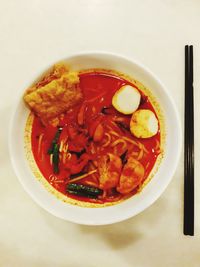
(23, 62, 164, 207)
(10, 52, 181, 224)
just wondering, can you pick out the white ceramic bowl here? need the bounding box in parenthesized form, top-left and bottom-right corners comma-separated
(9, 52, 181, 225)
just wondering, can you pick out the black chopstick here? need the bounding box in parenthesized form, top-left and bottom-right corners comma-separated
(184, 45, 194, 236)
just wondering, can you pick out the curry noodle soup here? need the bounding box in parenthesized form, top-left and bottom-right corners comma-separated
(24, 63, 165, 207)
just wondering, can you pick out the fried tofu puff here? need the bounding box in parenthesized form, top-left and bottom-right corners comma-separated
(23, 64, 82, 125)
(130, 109, 158, 138)
(117, 156, 144, 194)
(98, 153, 122, 190)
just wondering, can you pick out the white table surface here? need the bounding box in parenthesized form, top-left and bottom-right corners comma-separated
(1, 0, 200, 266)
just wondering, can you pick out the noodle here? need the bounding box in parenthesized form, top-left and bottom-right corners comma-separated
(63, 144, 68, 153)
(61, 142, 69, 164)
(88, 162, 99, 183)
(110, 121, 119, 129)
(54, 180, 64, 184)
(49, 175, 64, 185)
(50, 154, 53, 165)
(109, 130, 149, 154)
(86, 92, 106, 103)
(146, 162, 150, 169)
(49, 174, 56, 182)
(66, 153, 71, 160)
(67, 170, 97, 184)
(59, 140, 64, 152)
(136, 149, 144, 161)
(84, 180, 99, 187)
(155, 139, 160, 150)
(138, 143, 149, 154)
(111, 139, 127, 151)
(90, 143, 96, 154)
(114, 117, 126, 122)
(63, 152, 71, 164)
(131, 151, 139, 157)
(63, 152, 67, 164)
(109, 130, 139, 147)
(102, 133, 112, 147)
(155, 139, 162, 154)
(38, 133, 44, 155)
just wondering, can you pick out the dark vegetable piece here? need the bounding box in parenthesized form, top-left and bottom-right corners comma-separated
(115, 121, 130, 132)
(52, 143, 60, 174)
(120, 150, 128, 165)
(67, 190, 98, 199)
(48, 127, 63, 154)
(101, 106, 116, 115)
(67, 183, 103, 198)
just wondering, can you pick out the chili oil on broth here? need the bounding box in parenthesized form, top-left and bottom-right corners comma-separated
(24, 68, 165, 208)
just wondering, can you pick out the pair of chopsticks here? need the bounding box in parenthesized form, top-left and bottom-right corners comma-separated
(184, 45, 194, 236)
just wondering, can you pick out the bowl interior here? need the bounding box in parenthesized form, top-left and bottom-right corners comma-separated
(9, 52, 181, 225)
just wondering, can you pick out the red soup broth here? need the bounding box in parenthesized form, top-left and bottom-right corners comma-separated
(31, 71, 161, 204)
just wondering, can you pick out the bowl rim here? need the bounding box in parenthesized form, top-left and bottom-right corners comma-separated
(8, 51, 182, 225)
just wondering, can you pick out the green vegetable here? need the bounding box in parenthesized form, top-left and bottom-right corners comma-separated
(48, 127, 62, 154)
(120, 150, 128, 165)
(66, 183, 103, 198)
(67, 190, 98, 199)
(52, 143, 60, 174)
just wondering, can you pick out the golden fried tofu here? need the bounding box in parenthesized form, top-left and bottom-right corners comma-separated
(24, 64, 83, 125)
